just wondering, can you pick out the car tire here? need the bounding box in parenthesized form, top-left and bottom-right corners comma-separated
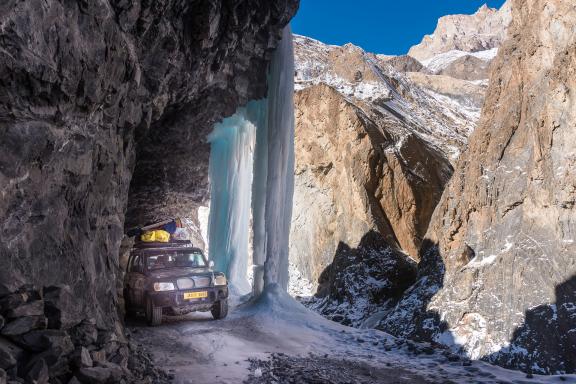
(211, 299, 229, 320)
(146, 296, 163, 326)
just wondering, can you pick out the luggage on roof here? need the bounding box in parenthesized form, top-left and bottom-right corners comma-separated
(133, 239, 193, 249)
(141, 230, 170, 243)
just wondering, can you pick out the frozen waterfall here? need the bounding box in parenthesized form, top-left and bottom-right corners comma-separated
(252, 26, 295, 293)
(207, 107, 257, 294)
(208, 26, 294, 295)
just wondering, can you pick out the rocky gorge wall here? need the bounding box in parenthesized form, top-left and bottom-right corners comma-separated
(0, 1, 297, 380)
(380, 0, 576, 374)
(290, 31, 488, 300)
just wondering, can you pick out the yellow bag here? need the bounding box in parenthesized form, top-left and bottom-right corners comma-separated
(141, 230, 170, 243)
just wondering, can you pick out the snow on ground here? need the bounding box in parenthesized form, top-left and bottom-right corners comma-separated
(129, 285, 576, 384)
(288, 262, 314, 297)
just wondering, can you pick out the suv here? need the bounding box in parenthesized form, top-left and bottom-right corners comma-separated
(124, 242, 229, 325)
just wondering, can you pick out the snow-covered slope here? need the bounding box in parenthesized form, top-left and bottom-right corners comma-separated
(422, 48, 499, 73)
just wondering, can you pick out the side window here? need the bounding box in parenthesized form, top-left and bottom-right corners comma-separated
(131, 255, 142, 273)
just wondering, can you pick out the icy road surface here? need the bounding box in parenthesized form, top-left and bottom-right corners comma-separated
(128, 285, 576, 384)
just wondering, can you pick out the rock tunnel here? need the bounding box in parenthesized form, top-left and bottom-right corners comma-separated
(0, 0, 299, 333)
(126, 26, 296, 296)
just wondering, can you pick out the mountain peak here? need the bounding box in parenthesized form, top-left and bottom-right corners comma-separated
(408, 0, 512, 61)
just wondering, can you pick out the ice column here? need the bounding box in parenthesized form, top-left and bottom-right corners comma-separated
(207, 25, 294, 296)
(207, 108, 257, 295)
(252, 26, 295, 294)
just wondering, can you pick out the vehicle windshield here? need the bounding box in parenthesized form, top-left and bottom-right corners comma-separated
(145, 251, 207, 270)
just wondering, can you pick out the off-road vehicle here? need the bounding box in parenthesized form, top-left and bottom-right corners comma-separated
(124, 241, 229, 325)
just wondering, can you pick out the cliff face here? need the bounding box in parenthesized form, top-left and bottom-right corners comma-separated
(292, 84, 450, 285)
(291, 36, 464, 296)
(0, 0, 297, 333)
(381, 0, 576, 374)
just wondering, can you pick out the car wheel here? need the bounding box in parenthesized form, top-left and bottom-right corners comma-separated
(145, 296, 163, 326)
(211, 299, 229, 320)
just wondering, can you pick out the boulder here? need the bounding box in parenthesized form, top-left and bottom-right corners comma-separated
(107, 345, 128, 369)
(43, 286, 83, 330)
(1, 316, 47, 337)
(71, 347, 93, 369)
(89, 350, 106, 366)
(69, 320, 98, 347)
(0, 295, 27, 315)
(15, 285, 42, 302)
(25, 347, 71, 379)
(5, 301, 44, 320)
(92, 362, 123, 382)
(12, 330, 73, 354)
(25, 358, 49, 384)
(76, 367, 111, 384)
(0, 337, 22, 370)
(0, 283, 11, 299)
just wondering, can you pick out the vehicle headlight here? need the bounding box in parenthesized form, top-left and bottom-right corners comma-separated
(153, 282, 175, 291)
(214, 275, 227, 286)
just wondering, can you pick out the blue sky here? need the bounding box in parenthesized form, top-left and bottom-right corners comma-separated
(291, 0, 506, 55)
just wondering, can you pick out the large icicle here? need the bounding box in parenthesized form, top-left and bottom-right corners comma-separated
(252, 26, 295, 293)
(207, 25, 294, 296)
(207, 108, 257, 295)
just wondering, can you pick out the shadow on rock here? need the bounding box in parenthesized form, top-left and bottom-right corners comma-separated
(375, 240, 453, 345)
(302, 231, 418, 328)
(379, 241, 576, 375)
(484, 274, 576, 375)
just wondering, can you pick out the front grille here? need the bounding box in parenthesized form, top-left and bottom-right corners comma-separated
(193, 276, 211, 288)
(176, 278, 194, 290)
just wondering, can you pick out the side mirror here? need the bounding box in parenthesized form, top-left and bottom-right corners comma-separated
(209, 260, 214, 268)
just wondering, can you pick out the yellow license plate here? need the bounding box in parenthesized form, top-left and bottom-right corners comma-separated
(184, 291, 208, 300)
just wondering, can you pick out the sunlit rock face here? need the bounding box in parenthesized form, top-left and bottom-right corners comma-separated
(400, 2, 511, 109)
(381, 0, 576, 374)
(291, 84, 452, 283)
(0, 0, 297, 330)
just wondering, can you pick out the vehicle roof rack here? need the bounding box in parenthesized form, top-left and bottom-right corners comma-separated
(133, 239, 193, 249)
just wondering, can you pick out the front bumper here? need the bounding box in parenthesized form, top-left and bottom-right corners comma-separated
(148, 286, 228, 308)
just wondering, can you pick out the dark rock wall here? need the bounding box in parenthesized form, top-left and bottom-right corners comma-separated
(0, 0, 297, 330)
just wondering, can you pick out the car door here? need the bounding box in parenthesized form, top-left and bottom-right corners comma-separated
(126, 253, 145, 308)
(131, 255, 146, 307)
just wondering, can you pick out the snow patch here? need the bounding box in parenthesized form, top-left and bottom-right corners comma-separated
(467, 254, 498, 268)
(422, 48, 499, 73)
